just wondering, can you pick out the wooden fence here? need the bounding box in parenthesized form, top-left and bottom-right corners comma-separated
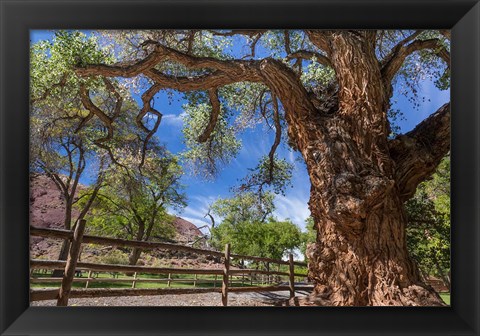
(30, 221, 311, 306)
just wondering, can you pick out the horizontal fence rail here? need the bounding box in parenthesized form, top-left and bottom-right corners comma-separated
(31, 226, 308, 266)
(31, 277, 222, 284)
(30, 225, 311, 306)
(31, 259, 224, 275)
(30, 226, 224, 258)
(230, 253, 307, 267)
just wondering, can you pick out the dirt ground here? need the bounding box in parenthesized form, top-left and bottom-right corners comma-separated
(31, 290, 312, 307)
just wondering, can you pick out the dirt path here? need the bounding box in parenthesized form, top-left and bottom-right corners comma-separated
(31, 290, 311, 307)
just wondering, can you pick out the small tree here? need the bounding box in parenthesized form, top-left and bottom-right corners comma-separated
(84, 148, 186, 266)
(210, 191, 275, 225)
(210, 192, 303, 260)
(31, 31, 162, 271)
(212, 218, 303, 260)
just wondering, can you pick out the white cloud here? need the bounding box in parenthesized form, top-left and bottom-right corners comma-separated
(273, 193, 310, 230)
(173, 195, 219, 234)
(162, 113, 185, 127)
(180, 206, 207, 219)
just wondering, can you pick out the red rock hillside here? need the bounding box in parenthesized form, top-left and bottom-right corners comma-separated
(30, 173, 206, 260)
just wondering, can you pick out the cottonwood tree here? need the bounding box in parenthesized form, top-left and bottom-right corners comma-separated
(84, 147, 186, 266)
(41, 29, 450, 306)
(30, 31, 160, 270)
(30, 116, 107, 268)
(210, 191, 276, 225)
(30, 32, 115, 267)
(209, 192, 302, 262)
(212, 218, 303, 261)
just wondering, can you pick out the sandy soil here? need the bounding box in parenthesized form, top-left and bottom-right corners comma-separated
(31, 290, 312, 307)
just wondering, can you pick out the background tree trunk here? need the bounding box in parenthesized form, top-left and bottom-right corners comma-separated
(52, 199, 73, 277)
(128, 247, 142, 266)
(126, 224, 145, 275)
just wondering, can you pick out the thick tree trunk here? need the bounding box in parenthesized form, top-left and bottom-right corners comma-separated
(298, 115, 444, 305)
(306, 191, 443, 306)
(267, 31, 446, 306)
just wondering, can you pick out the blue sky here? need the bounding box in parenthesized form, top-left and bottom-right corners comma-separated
(30, 30, 450, 233)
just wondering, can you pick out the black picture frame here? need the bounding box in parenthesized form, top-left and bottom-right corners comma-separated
(1, 0, 479, 335)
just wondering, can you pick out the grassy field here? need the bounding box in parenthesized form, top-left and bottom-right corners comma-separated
(440, 293, 450, 305)
(30, 271, 274, 289)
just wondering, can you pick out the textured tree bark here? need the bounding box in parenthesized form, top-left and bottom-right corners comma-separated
(275, 32, 447, 306)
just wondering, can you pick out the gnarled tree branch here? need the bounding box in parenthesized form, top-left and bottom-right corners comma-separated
(198, 89, 221, 143)
(286, 50, 332, 67)
(145, 69, 262, 92)
(78, 84, 128, 169)
(75, 43, 260, 79)
(79, 84, 114, 127)
(76, 47, 167, 78)
(381, 38, 450, 85)
(137, 83, 162, 133)
(74, 39, 325, 160)
(389, 102, 450, 202)
(267, 95, 282, 183)
(304, 30, 332, 55)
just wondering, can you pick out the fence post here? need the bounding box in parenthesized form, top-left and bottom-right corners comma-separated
(266, 262, 270, 285)
(132, 272, 138, 288)
(167, 273, 172, 287)
(222, 243, 230, 306)
(193, 274, 198, 287)
(57, 219, 87, 306)
(85, 270, 92, 288)
(288, 253, 295, 299)
(214, 274, 217, 288)
(241, 258, 245, 286)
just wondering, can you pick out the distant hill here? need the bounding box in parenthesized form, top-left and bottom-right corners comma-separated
(29, 174, 209, 264)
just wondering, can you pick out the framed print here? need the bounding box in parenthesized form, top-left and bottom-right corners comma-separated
(1, 0, 479, 335)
